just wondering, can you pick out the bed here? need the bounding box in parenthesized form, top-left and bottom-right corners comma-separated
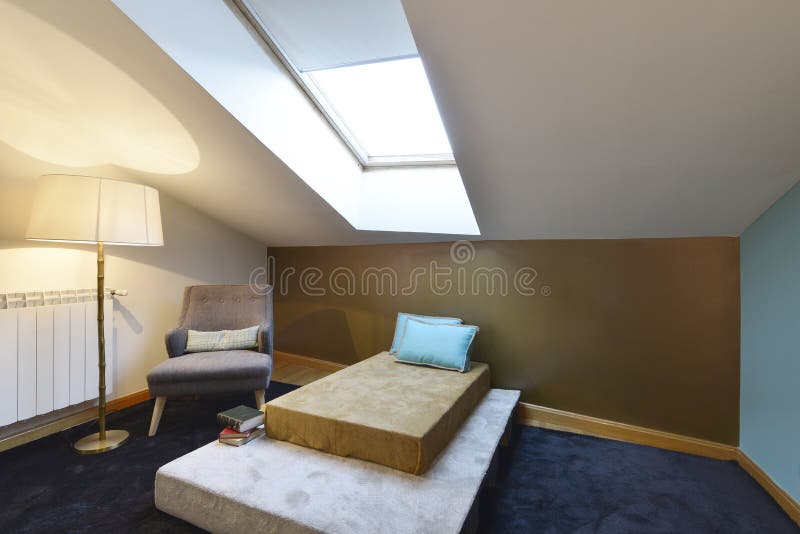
(156, 388, 520, 534)
(265, 351, 491, 474)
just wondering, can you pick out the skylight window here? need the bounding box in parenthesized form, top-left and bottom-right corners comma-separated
(236, 0, 456, 168)
(304, 58, 453, 165)
(114, 0, 480, 235)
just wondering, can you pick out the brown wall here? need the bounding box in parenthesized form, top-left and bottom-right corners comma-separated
(271, 238, 740, 444)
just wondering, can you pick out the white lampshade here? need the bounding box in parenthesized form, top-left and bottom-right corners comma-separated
(25, 174, 163, 246)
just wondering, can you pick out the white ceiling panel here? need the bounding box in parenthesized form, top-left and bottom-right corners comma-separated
(403, 0, 800, 239)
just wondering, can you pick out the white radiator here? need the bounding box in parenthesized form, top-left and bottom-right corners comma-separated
(0, 292, 113, 426)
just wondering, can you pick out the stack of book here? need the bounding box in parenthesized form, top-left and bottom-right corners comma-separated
(217, 405, 265, 447)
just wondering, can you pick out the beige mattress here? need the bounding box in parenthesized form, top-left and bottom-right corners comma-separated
(265, 352, 491, 474)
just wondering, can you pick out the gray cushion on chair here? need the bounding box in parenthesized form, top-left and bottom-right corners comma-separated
(147, 351, 272, 397)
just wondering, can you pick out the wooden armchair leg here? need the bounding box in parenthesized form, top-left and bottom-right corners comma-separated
(148, 396, 167, 437)
(255, 389, 266, 409)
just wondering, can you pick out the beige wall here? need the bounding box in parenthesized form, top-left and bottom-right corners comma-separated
(0, 184, 266, 399)
(272, 238, 740, 445)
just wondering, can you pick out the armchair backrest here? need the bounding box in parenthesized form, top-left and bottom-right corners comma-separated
(175, 285, 273, 355)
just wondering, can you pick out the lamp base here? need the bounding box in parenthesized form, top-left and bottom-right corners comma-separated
(73, 429, 130, 455)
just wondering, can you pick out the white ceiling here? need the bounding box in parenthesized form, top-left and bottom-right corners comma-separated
(0, 0, 466, 246)
(403, 0, 800, 239)
(2, 0, 799, 246)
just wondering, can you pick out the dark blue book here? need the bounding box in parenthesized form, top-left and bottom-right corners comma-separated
(217, 405, 263, 432)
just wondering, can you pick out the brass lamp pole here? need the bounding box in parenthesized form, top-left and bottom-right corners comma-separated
(25, 175, 164, 455)
(73, 242, 130, 453)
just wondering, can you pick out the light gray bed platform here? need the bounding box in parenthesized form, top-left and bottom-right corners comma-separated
(155, 388, 519, 534)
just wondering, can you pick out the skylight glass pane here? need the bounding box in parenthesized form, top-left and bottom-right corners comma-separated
(305, 57, 452, 159)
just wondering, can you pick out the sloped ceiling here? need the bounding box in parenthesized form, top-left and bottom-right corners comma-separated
(2, 0, 799, 246)
(403, 0, 800, 239)
(0, 0, 462, 246)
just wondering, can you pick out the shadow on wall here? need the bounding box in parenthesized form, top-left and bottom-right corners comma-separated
(277, 308, 358, 364)
(114, 299, 143, 335)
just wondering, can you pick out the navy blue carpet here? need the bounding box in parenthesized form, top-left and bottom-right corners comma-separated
(0, 385, 796, 533)
(481, 425, 799, 533)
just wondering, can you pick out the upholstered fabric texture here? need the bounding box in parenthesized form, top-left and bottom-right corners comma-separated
(149, 285, 274, 398)
(388, 312, 462, 353)
(147, 351, 273, 397)
(185, 325, 259, 353)
(164, 285, 274, 358)
(395, 319, 479, 372)
(265, 352, 491, 474)
(156, 389, 519, 534)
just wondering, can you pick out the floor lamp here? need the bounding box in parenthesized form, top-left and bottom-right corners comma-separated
(26, 174, 163, 454)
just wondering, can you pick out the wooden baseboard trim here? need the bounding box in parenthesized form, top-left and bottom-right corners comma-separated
(518, 403, 799, 526)
(737, 450, 800, 526)
(0, 408, 96, 453)
(0, 389, 151, 453)
(517, 402, 737, 461)
(274, 350, 348, 373)
(271, 353, 738, 462)
(107, 389, 152, 412)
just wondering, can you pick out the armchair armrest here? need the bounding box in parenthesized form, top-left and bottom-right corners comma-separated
(258, 325, 273, 355)
(165, 327, 188, 358)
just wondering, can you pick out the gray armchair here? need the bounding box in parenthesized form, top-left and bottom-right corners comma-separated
(146, 285, 273, 436)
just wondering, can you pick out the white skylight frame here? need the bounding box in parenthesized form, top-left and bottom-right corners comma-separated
(233, 0, 456, 169)
(114, 0, 480, 235)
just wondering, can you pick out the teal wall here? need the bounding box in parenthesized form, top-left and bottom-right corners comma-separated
(741, 181, 800, 502)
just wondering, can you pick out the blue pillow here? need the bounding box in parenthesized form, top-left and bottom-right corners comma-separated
(395, 318, 479, 373)
(389, 313, 462, 354)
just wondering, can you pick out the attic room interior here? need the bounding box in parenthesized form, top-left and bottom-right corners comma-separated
(1, 0, 799, 532)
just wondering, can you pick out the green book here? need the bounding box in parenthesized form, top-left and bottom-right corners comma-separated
(217, 405, 264, 432)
